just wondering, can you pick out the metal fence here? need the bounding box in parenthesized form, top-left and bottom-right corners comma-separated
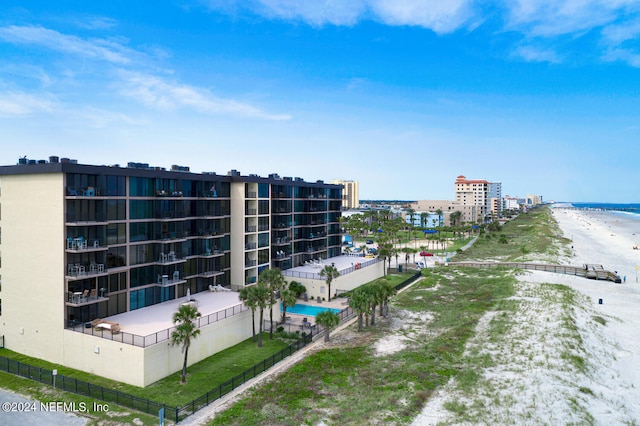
(0, 330, 319, 423)
(0, 356, 171, 418)
(282, 257, 381, 280)
(0, 273, 417, 423)
(66, 303, 248, 348)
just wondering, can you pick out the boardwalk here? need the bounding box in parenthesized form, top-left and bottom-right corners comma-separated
(448, 261, 622, 283)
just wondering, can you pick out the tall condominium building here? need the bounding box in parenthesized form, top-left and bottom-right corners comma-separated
(454, 175, 502, 221)
(0, 157, 342, 384)
(330, 179, 359, 210)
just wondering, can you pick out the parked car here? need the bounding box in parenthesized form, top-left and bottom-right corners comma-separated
(366, 239, 374, 244)
(419, 251, 433, 257)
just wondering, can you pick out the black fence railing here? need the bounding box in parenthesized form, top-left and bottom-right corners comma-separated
(0, 356, 171, 418)
(0, 330, 318, 423)
(0, 279, 388, 423)
(395, 271, 422, 291)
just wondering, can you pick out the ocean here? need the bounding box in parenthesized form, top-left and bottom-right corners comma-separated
(569, 203, 640, 218)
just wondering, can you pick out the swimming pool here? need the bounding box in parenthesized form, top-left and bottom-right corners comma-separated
(282, 303, 342, 316)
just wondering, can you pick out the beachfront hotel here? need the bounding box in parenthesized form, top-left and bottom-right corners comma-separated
(454, 175, 502, 221)
(0, 157, 351, 386)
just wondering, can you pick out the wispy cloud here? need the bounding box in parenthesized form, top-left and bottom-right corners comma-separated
(118, 71, 292, 120)
(0, 25, 134, 64)
(0, 25, 287, 120)
(504, 0, 621, 37)
(202, 0, 476, 33)
(0, 91, 55, 116)
(514, 44, 561, 63)
(204, 0, 640, 65)
(77, 16, 118, 30)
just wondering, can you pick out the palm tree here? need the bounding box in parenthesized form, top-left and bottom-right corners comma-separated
(170, 303, 201, 383)
(365, 282, 384, 326)
(280, 286, 297, 323)
(377, 243, 392, 276)
(450, 210, 462, 227)
(239, 286, 258, 342)
(420, 212, 428, 229)
(253, 283, 271, 348)
(379, 281, 397, 318)
(406, 208, 415, 246)
(315, 310, 340, 342)
(348, 288, 372, 331)
(258, 268, 286, 339)
(319, 264, 340, 301)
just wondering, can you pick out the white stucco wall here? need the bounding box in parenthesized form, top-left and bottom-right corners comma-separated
(288, 261, 384, 300)
(0, 173, 66, 362)
(62, 307, 257, 387)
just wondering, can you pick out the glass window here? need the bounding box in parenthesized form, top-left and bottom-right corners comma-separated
(258, 183, 269, 198)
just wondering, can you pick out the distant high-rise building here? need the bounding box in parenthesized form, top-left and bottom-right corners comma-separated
(330, 179, 359, 209)
(454, 175, 502, 221)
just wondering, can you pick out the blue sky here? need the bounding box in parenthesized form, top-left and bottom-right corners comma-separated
(2, 1, 640, 202)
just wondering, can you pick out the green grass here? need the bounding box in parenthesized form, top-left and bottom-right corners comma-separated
(455, 206, 570, 262)
(210, 267, 517, 425)
(0, 330, 295, 422)
(2, 206, 572, 425)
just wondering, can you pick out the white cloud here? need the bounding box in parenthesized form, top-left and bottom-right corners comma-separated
(0, 25, 134, 64)
(203, 0, 476, 31)
(505, 0, 623, 36)
(254, 0, 367, 26)
(369, 0, 475, 34)
(117, 71, 292, 120)
(0, 91, 55, 116)
(514, 44, 561, 63)
(77, 16, 119, 30)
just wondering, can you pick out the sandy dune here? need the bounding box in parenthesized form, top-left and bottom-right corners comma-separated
(412, 207, 640, 425)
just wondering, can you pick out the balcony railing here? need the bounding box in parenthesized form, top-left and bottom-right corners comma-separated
(66, 238, 104, 251)
(157, 272, 186, 286)
(66, 289, 108, 305)
(67, 263, 107, 278)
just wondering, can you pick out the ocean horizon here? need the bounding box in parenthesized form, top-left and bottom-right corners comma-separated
(563, 202, 640, 220)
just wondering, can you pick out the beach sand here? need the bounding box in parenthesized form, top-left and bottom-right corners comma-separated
(412, 207, 640, 424)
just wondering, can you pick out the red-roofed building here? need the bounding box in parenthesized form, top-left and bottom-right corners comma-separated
(455, 175, 502, 222)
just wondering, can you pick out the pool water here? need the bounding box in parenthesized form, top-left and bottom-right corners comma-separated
(282, 303, 342, 316)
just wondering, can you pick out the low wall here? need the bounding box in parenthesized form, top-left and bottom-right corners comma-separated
(63, 307, 257, 387)
(287, 260, 384, 300)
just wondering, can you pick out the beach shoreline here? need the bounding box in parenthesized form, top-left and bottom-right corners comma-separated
(412, 206, 640, 424)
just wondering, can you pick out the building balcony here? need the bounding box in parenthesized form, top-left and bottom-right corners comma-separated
(66, 186, 104, 197)
(67, 263, 107, 280)
(273, 250, 290, 260)
(66, 238, 108, 252)
(67, 288, 108, 306)
(156, 272, 187, 286)
(201, 249, 225, 257)
(157, 251, 187, 265)
(191, 270, 225, 279)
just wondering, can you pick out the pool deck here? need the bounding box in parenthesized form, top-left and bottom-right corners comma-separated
(282, 296, 350, 328)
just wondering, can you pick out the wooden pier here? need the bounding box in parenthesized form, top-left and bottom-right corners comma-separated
(448, 261, 621, 283)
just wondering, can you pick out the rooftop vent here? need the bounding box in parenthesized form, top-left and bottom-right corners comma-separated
(228, 169, 241, 176)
